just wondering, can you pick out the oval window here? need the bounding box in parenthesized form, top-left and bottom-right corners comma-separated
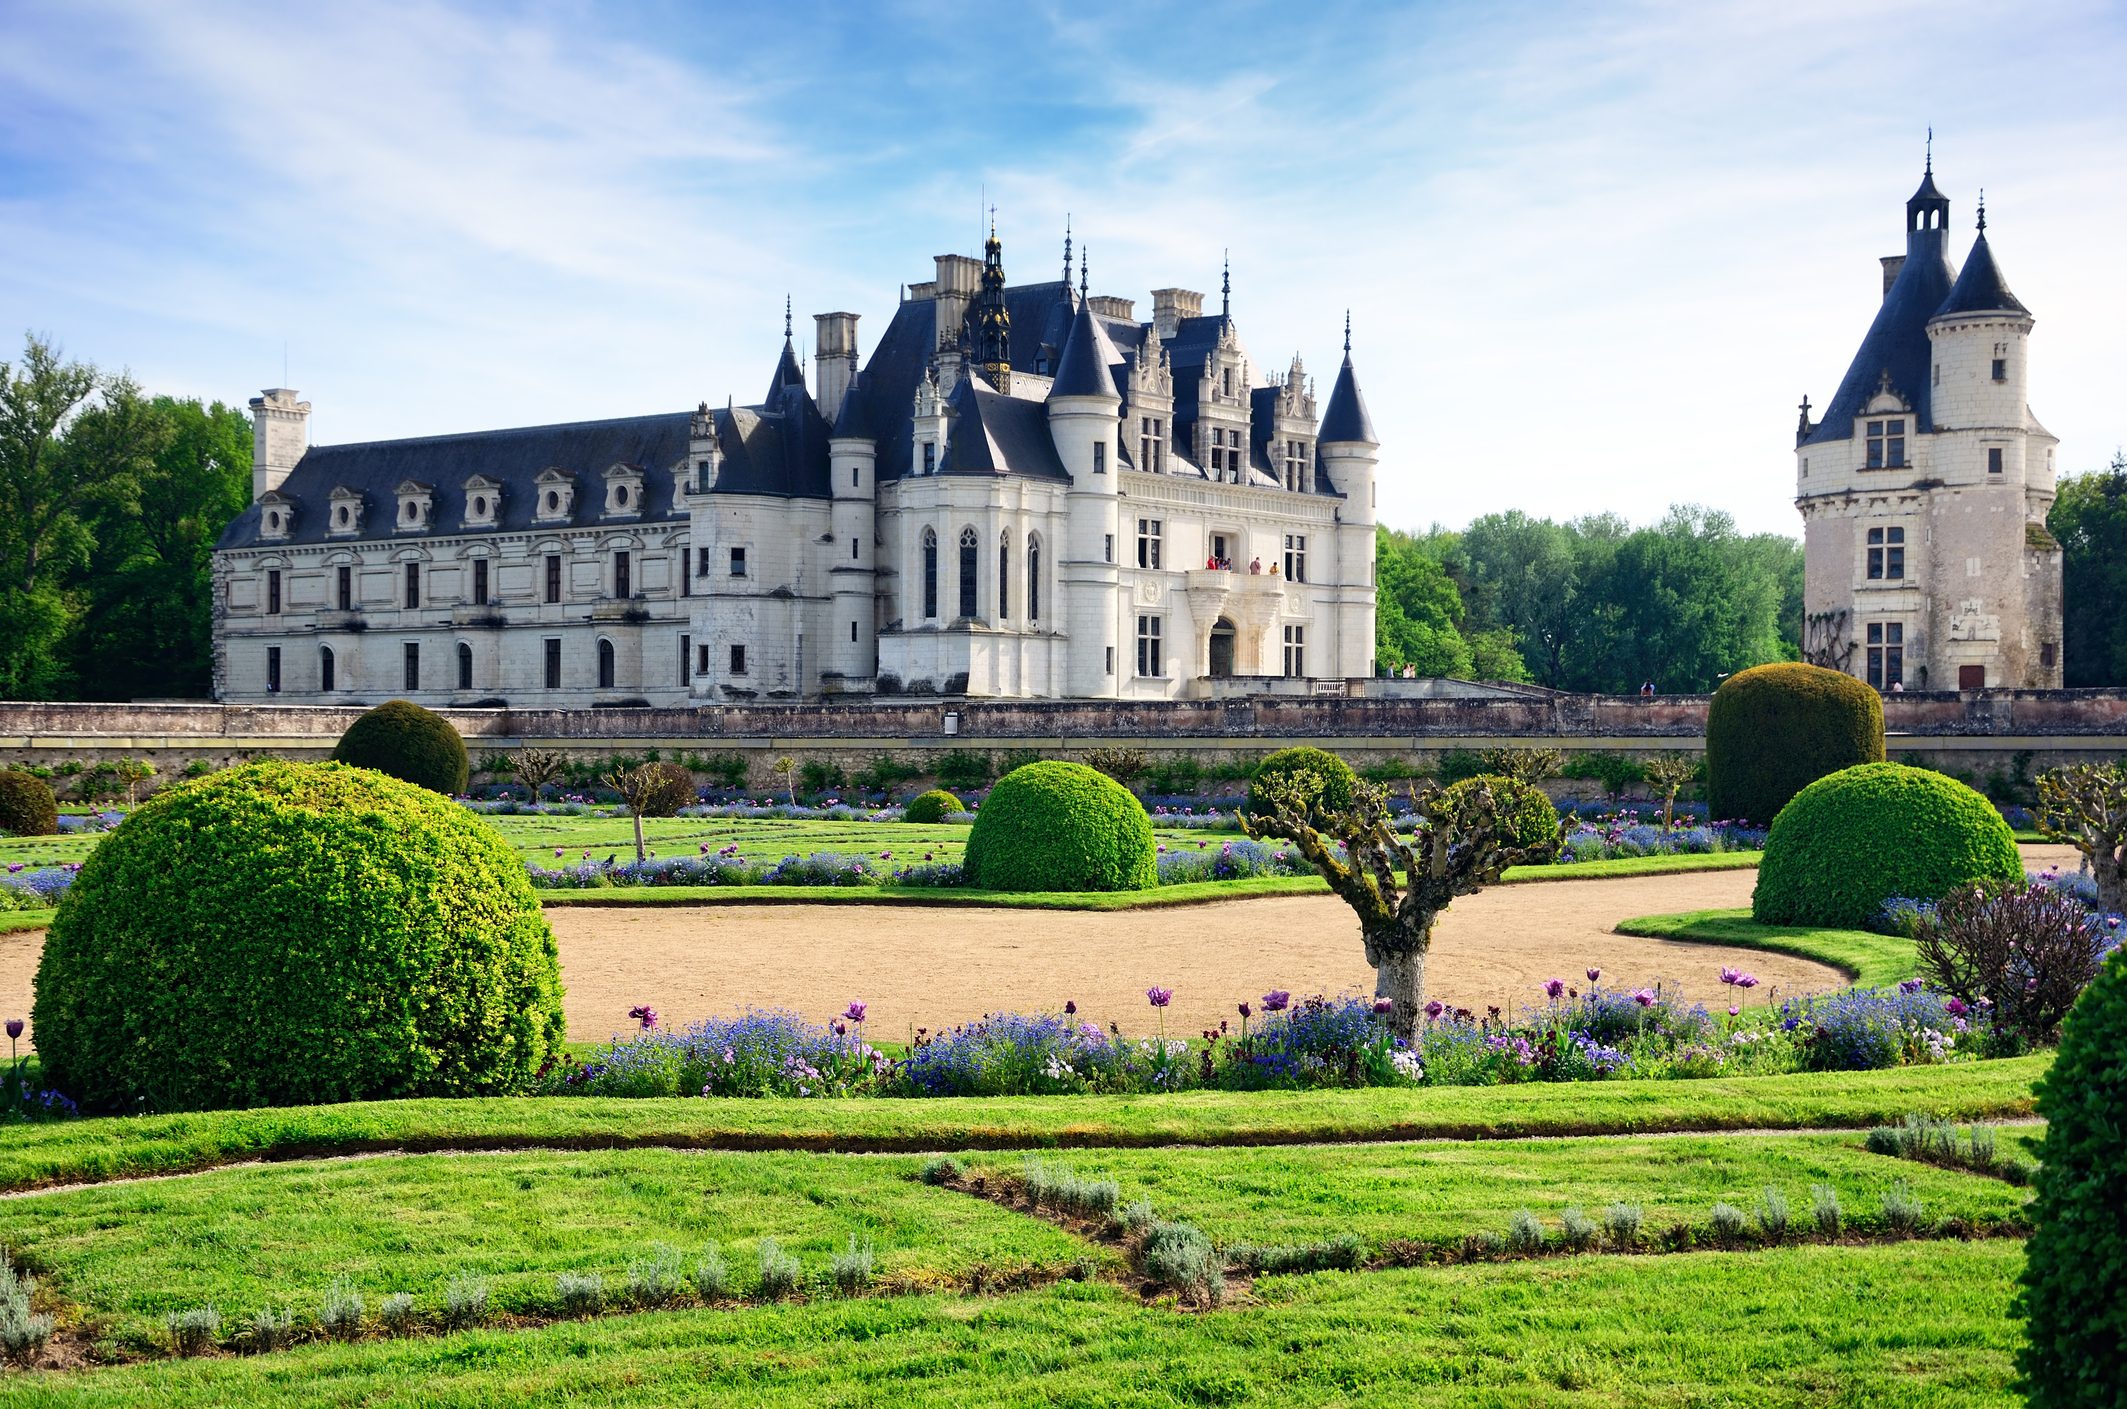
(266, 511, 281, 531)
(473, 496, 488, 516)
(546, 491, 559, 512)
(617, 485, 630, 507)
(336, 507, 349, 526)
(404, 502, 416, 521)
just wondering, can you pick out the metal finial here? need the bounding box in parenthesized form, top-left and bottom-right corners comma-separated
(783, 295, 792, 340)
(1063, 215, 1072, 287)
(1222, 250, 1230, 317)
(1343, 310, 1351, 356)
(1925, 126, 1932, 174)
(1977, 188, 1986, 231)
(1079, 245, 1088, 298)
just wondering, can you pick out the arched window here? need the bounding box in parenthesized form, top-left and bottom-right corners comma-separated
(597, 638, 616, 689)
(922, 529, 939, 619)
(958, 527, 979, 619)
(320, 646, 335, 693)
(998, 530, 1012, 620)
(1027, 535, 1042, 623)
(457, 641, 473, 691)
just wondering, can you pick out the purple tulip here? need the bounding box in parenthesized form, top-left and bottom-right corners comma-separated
(1064, 1000, 1077, 1015)
(1585, 968, 1601, 984)
(628, 1005, 659, 1030)
(1423, 1000, 1445, 1020)
(844, 1001, 868, 1024)
(1727, 1005, 1740, 1017)
(1238, 1002, 1253, 1020)
(1543, 978, 1564, 1001)
(1261, 990, 1291, 1013)
(1372, 998, 1395, 1015)
(1736, 974, 1759, 990)
(1632, 989, 1656, 1008)
(1146, 987, 1173, 1008)
(3, 1019, 19, 1040)
(1945, 997, 1969, 1018)
(1719, 966, 1743, 986)
(1898, 978, 1925, 995)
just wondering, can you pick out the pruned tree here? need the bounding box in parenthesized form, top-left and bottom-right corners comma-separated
(1479, 747, 1563, 783)
(1082, 746, 1150, 790)
(602, 761, 694, 864)
(2036, 763, 2127, 916)
(1643, 754, 1700, 832)
(514, 746, 564, 803)
(1239, 771, 1559, 1038)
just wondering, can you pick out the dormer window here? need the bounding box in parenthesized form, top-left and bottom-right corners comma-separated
(258, 491, 294, 541)
(394, 480, 435, 532)
(534, 469, 576, 523)
(1865, 419, 1906, 469)
(602, 464, 645, 517)
(462, 475, 501, 529)
(327, 487, 365, 537)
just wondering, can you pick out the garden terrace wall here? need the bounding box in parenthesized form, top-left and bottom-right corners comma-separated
(1, 691, 2123, 793)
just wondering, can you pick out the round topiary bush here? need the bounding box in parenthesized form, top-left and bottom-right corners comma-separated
(963, 762, 1156, 893)
(1706, 662, 1884, 825)
(0, 769, 58, 837)
(1247, 747, 1358, 819)
(1440, 774, 1562, 854)
(32, 760, 566, 1113)
(2019, 947, 2127, 1404)
(1751, 761, 2021, 929)
(904, 789, 964, 824)
(330, 699, 470, 795)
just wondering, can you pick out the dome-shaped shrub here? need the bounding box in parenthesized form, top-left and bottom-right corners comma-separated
(1752, 761, 2021, 929)
(331, 699, 469, 795)
(0, 770, 58, 837)
(963, 762, 1155, 893)
(1706, 662, 1884, 825)
(32, 760, 565, 1112)
(2020, 948, 2127, 1404)
(1441, 774, 1562, 855)
(904, 789, 964, 824)
(1247, 747, 1358, 820)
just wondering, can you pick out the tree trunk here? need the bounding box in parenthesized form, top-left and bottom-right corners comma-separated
(1373, 945, 1427, 1044)
(2098, 848, 2126, 919)
(632, 812, 646, 865)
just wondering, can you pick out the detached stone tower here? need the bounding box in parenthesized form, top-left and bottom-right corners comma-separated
(1795, 152, 2063, 691)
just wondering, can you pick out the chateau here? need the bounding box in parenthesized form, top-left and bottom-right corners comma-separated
(212, 230, 1380, 706)
(1796, 155, 2063, 691)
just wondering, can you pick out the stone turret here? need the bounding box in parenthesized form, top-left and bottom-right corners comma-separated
(248, 388, 310, 501)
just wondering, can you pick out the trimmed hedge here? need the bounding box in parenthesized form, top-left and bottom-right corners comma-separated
(0, 769, 58, 837)
(32, 760, 566, 1113)
(330, 699, 470, 795)
(1751, 762, 2022, 929)
(1248, 747, 1359, 819)
(963, 762, 1155, 893)
(904, 789, 964, 825)
(2020, 947, 2127, 1405)
(1441, 774, 1562, 854)
(1706, 663, 1884, 826)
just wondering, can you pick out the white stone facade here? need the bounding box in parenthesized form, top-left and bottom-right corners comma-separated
(1795, 163, 2063, 692)
(213, 232, 1379, 705)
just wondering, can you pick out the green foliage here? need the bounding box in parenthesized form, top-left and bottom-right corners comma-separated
(1374, 527, 1530, 680)
(0, 769, 58, 836)
(615, 762, 695, 818)
(32, 760, 566, 1112)
(963, 762, 1156, 893)
(852, 754, 920, 794)
(798, 760, 845, 796)
(1143, 755, 1204, 797)
(1751, 762, 2022, 929)
(2021, 945, 2127, 1403)
(1080, 747, 1149, 789)
(694, 753, 750, 791)
(1248, 747, 1358, 819)
(1706, 662, 1885, 825)
(1441, 774, 1561, 853)
(331, 699, 471, 795)
(2048, 451, 2127, 687)
(1479, 747, 1562, 782)
(932, 751, 993, 790)
(1435, 749, 1489, 785)
(1562, 751, 1645, 798)
(903, 789, 963, 824)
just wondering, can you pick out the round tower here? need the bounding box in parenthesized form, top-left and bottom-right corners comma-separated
(1047, 301, 1124, 697)
(1318, 316, 1380, 680)
(827, 373, 880, 689)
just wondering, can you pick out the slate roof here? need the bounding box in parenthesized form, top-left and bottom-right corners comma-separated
(1801, 214, 1954, 446)
(1319, 355, 1377, 444)
(1051, 300, 1122, 398)
(1934, 229, 2029, 318)
(938, 377, 1070, 480)
(215, 412, 693, 550)
(708, 378, 832, 499)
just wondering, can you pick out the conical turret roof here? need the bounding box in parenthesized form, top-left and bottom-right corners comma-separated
(1050, 300, 1121, 399)
(1319, 354, 1376, 444)
(1935, 226, 2029, 319)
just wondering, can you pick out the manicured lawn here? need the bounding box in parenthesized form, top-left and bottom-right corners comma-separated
(968, 1130, 2032, 1249)
(0, 1148, 1098, 1351)
(0, 1057, 2049, 1192)
(0, 1240, 2027, 1406)
(1615, 907, 1920, 987)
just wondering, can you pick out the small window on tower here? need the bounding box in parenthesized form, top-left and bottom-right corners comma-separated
(922, 443, 936, 475)
(1988, 447, 2004, 474)
(1992, 358, 2007, 382)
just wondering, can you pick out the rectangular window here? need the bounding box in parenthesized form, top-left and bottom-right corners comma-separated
(1866, 526, 1905, 581)
(850, 620, 858, 643)
(1283, 625, 1306, 678)
(922, 442, 936, 475)
(2042, 642, 2058, 669)
(457, 642, 473, 691)
(1104, 533, 1114, 564)
(1136, 518, 1162, 570)
(614, 550, 631, 599)
(679, 634, 691, 687)
(404, 562, 420, 608)
(697, 459, 712, 492)
(472, 559, 489, 606)
(1865, 622, 1904, 690)
(266, 570, 282, 615)
(729, 644, 747, 675)
(544, 637, 561, 689)
(1992, 358, 2006, 382)
(1093, 441, 1106, 474)
(337, 565, 352, 611)
(851, 465, 859, 489)
(851, 537, 859, 561)
(697, 546, 710, 577)
(1105, 645, 1115, 676)
(1865, 418, 1906, 469)
(266, 646, 281, 693)
(729, 547, 747, 578)
(403, 642, 420, 691)
(545, 555, 562, 604)
(1135, 615, 1163, 678)
(1283, 534, 1307, 583)
(696, 642, 710, 675)
(1988, 447, 2004, 474)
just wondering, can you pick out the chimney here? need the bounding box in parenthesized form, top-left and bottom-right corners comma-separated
(248, 388, 311, 501)
(931, 255, 982, 345)
(813, 312, 859, 422)
(1088, 295, 1135, 322)
(1150, 288, 1203, 341)
(1880, 255, 1905, 299)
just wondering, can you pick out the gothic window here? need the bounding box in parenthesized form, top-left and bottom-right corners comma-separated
(1865, 622, 1904, 690)
(998, 531, 1011, 620)
(1866, 527, 1905, 581)
(958, 527, 979, 619)
(472, 559, 489, 606)
(1221, 367, 1233, 397)
(1135, 615, 1163, 678)
(1283, 534, 1307, 583)
(1283, 625, 1306, 678)
(544, 637, 562, 689)
(922, 529, 939, 619)
(597, 638, 615, 689)
(1865, 419, 1906, 469)
(403, 642, 420, 691)
(457, 641, 473, 691)
(1028, 536, 1042, 622)
(1136, 518, 1162, 570)
(319, 646, 334, 693)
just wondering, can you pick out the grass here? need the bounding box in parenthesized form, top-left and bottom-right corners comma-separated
(0, 1148, 1098, 1351)
(1615, 907, 1920, 987)
(966, 1130, 2032, 1250)
(0, 1239, 2027, 1406)
(0, 1058, 2049, 1192)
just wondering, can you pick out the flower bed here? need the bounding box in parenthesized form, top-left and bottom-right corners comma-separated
(0, 865, 76, 910)
(1557, 814, 1766, 863)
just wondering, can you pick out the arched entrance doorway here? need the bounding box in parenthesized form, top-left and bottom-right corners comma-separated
(1208, 619, 1236, 678)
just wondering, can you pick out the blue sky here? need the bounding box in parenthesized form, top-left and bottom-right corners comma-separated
(2, 0, 2121, 536)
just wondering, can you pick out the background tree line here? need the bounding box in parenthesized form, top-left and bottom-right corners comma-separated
(1, 335, 251, 701)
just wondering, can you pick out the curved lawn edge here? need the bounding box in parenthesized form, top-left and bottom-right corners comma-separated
(0, 1057, 2047, 1194)
(1615, 907, 1917, 989)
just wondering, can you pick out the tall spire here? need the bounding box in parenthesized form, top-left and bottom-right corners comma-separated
(1320, 314, 1375, 445)
(967, 221, 1012, 392)
(1079, 245, 1088, 298)
(1925, 125, 1933, 175)
(1221, 251, 1230, 317)
(1343, 310, 1351, 355)
(1063, 216, 1072, 287)
(783, 295, 792, 341)
(1977, 187, 1986, 232)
